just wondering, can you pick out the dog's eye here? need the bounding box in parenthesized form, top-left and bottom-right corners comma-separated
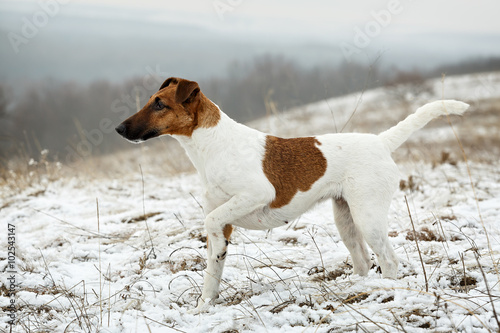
(154, 97, 166, 110)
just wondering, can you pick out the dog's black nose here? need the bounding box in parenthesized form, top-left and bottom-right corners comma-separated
(115, 124, 126, 136)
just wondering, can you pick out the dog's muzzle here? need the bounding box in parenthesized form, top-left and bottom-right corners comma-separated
(115, 124, 126, 137)
(115, 123, 159, 143)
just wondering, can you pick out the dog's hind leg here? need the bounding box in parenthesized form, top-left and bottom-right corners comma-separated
(345, 187, 399, 279)
(333, 198, 372, 276)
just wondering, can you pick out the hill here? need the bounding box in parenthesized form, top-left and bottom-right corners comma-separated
(1, 72, 499, 332)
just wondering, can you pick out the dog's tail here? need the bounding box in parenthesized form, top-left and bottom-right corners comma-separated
(378, 100, 470, 152)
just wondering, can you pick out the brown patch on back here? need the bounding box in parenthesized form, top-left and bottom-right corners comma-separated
(263, 136, 327, 209)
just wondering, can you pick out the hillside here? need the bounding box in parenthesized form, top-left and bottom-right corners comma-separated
(250, 71, 500, 162)
(1, 72, 499, 332)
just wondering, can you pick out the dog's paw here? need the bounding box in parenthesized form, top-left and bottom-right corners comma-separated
(188, 298, 212, 315)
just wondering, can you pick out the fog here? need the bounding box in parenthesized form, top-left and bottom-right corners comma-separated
(0, 0, 499, 162)
(1, 0, 500, 84)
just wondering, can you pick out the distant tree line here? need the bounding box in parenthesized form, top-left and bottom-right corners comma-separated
(201, 55, 383, 121)
(0, 55, 499, 163)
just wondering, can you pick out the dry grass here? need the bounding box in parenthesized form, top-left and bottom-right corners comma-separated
(0, 148, 63, 197)
(5, 162, 500, 333)
(405, 227, 445, 242)
(0, 136, 194, 199)
(392, 98, 500, 164)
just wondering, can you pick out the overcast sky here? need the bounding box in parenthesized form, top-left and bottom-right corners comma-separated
(1, 0, 499, 83)
(41, 0, 500, 35)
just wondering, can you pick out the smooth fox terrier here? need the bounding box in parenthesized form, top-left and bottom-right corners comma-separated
(115, 77, 469, 311)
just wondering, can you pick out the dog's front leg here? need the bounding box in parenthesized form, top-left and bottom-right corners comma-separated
(195, 195, 265, 311)
(193, 225, 232, 312)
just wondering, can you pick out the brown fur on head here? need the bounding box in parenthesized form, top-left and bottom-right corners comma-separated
(115, 77, 220, 142)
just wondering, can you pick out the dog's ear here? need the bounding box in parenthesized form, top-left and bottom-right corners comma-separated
(175, 79, 200, 104)
(158, 77, 179, 91)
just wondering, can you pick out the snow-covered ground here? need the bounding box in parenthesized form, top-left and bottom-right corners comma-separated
(1, 72, 500, 332)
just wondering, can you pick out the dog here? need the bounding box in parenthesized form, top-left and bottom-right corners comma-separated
(115, 77, 469, 311)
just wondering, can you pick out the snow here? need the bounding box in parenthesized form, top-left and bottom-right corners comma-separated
(1, 72, 500, 332)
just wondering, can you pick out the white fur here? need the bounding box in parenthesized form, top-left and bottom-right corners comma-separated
(173, 100, 469, 312)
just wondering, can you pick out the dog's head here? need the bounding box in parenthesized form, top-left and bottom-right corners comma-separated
(115, 77, 219, 142)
